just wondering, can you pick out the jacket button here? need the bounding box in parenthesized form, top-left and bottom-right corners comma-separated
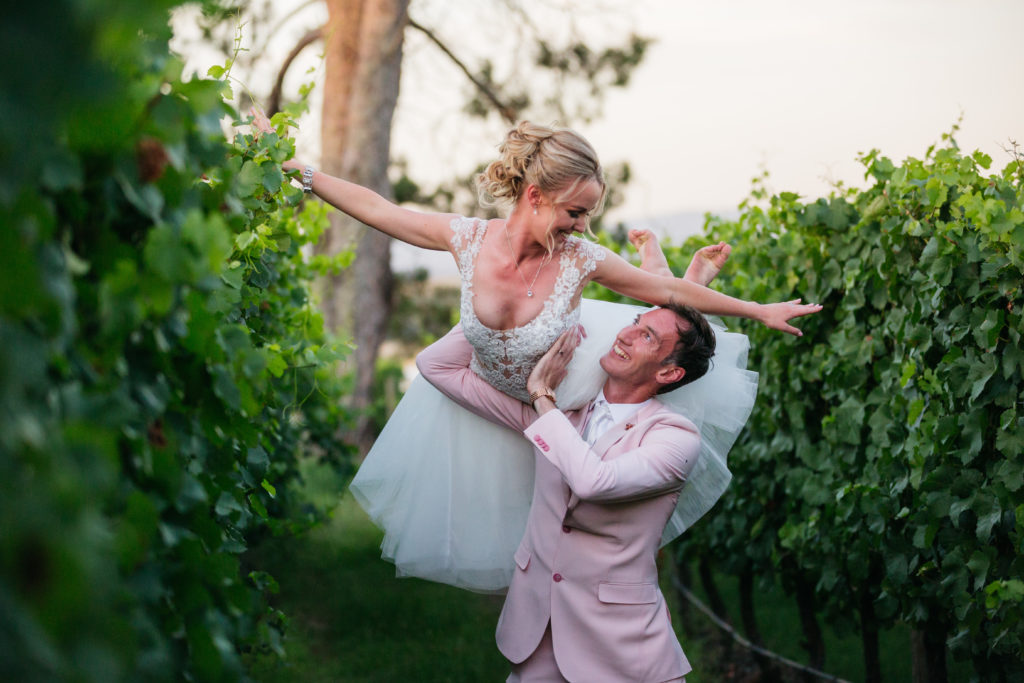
(553, 573, 563, 582)
(561, 525, 571, 533)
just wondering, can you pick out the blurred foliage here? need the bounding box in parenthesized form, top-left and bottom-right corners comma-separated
(634, 133, 1022, 679)
(1, 1, 354, 680)
(387, 269, 461, 349)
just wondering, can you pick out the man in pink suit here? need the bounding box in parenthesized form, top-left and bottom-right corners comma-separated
(416, 302, 716, 682)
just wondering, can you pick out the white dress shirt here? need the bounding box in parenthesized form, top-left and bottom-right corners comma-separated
(584, 390, 651, 444)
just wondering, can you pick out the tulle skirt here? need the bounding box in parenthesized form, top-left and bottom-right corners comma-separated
(349, 298, 758, 593)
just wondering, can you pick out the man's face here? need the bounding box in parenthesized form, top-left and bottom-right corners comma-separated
(599, 308, 683, 387)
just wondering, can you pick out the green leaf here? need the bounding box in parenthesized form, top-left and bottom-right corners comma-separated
(900, 360, 916, 388)
(993, 455, 1024, 492)
(261, 164, 284, 193)
(234, 231, 256, 251)
(246, 446, 269, 477)
(267, 352, 288, 378)
(925, 177, 948, 207)
(215, 491, 244, 517)
(236, 160, 263, 196)
(966, 551, 991, 591)
(248, 493, 269, 520)
(221, 264, 244, 289)
(967, 354, 998, 402)
(143, 223, 187, 282)
(996, 426, 1024, 457)
(907, 398, 925, 426)
(41, 152, 84, 192)
(985, 579, 1024, 610)
(211, 365, 241, 411)
(973, 495, 1002, 543)
(886, 553, 909, 585)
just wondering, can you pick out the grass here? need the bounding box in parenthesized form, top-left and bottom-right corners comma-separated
(248, 462, 972, 681)
(664, 560, 973, 682)
(247, 489, 507, 682)
(662, 562, 912, 682)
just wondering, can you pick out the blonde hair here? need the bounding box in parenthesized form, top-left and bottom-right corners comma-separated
(476, 121, 607, 220)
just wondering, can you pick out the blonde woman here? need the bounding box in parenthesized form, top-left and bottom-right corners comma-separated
(252, 112, 821, 590)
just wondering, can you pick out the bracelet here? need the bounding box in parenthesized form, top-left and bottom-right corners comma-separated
(528, 388, 557, 406)
(302, 165, 315, 193)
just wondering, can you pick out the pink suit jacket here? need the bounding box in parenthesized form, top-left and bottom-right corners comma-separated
(417, 326, 700, 682)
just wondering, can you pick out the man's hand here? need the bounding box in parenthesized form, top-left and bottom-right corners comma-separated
(526, 327, 583, 411)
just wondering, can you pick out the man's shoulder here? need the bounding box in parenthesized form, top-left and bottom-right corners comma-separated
(643, 402, 699, 433)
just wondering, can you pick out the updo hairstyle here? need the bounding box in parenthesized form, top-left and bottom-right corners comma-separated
(476, 121, 607, 217)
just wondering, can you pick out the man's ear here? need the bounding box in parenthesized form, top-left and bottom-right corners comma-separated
(655, 365, 685, 387)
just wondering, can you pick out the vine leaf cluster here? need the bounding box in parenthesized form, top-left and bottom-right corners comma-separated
(651, 138, 1022, 680)
(2, 2, 355, 680)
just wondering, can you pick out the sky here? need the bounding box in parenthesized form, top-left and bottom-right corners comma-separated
(577, 0, 1024, 223)
(173, 0, 1024, 269)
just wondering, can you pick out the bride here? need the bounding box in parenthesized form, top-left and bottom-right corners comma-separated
(251, 112, 821, 591)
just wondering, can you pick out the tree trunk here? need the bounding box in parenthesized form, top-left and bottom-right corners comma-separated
(697, 555, 733, 662)
(698, 555, 730, 625)
(791, 571, 825, 681)
(672, 553, 693, 630)
(318, 0, 362, 333)
(320, 0, 409, 454)
(910, 622, 948, 683)
(739, 567, 780, 682)
(859, 563, 882, 683)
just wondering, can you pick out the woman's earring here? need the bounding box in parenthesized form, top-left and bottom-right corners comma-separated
(533, 205, 538, 215)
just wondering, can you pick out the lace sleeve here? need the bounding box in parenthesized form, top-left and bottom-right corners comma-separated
(557, 237, 607, 297)
(567, 236, 607, 280)
(448, 216, 487, 279)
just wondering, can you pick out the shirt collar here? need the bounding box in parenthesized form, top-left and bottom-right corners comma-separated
(594, 389, 651, 425)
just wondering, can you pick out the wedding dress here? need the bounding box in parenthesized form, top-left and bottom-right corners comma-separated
(349, 217, 758, 593)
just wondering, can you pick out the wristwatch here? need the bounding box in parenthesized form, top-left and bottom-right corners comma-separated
(528, 387, 557, 407)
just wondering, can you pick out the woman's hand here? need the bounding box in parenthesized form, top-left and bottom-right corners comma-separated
(249, 106, 303, 173)
(756, 299, 823, 336)
(526, 327, 584, 400)
(250, 106, 274, 136)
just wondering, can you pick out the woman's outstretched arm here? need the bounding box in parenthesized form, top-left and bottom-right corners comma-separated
(591, 247, 822, 336)
(250, 108, 455, 252)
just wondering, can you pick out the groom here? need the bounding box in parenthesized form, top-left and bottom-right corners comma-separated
(416, 302, 715, 682)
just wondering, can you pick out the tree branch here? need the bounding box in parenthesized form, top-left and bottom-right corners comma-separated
(268, 26, 324, 115)
(407, 18, 517, 124)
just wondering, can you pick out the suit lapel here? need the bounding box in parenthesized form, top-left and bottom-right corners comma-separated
(566, 402, 664, 510)
(591, 401, 663, 458)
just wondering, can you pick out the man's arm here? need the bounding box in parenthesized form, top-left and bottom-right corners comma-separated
(416, 325, 535, 432)
(525, 410, 699, 503)
(524, 329, 699, 503)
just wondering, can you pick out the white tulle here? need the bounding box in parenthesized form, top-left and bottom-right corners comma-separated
(349, 298, 758, 593)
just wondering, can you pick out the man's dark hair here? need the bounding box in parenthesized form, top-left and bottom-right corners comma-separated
(656, 302, 716, 394)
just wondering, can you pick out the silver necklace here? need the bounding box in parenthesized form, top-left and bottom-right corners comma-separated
(504, 225, 551, 297)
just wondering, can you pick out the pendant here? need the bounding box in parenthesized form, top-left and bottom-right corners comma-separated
(527, 290, 534, 297)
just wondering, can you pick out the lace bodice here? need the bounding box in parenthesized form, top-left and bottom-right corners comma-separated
(450, 216, 606, 402)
